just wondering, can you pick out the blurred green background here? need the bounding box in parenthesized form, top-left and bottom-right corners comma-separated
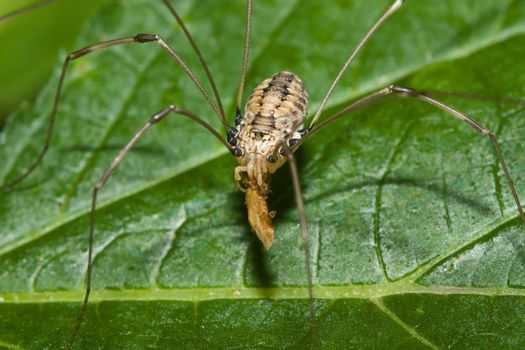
(0, 0, 108, 124)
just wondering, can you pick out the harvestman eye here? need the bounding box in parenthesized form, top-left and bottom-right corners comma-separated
(1, 0, 524, 349)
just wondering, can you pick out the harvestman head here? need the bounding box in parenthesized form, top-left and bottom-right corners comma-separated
(1, 0, 525, 349)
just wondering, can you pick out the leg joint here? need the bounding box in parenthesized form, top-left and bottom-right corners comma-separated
(135, 33, 159, 43)
(389, 85, 416, 95)
(69, 48, 92, 60)
(94, 181, 104, 191)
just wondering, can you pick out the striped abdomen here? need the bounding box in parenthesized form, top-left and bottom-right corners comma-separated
(244, 71, 308, 135)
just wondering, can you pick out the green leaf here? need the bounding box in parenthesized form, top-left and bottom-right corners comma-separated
(1, 0, 525, 348)
(0, 0, 108, 121)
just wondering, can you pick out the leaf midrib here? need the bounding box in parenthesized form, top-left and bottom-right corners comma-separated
(2, 283, 525, 304)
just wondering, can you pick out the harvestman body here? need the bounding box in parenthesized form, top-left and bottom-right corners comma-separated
(1, 0, 525, 349)
(234, 71, 309, 249)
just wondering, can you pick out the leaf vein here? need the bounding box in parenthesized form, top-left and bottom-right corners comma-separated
(371, 298, 440, 350)
(149, 206, 187, 288)
(374, 120, 417, 281)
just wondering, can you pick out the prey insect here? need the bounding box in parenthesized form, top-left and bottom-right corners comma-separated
(1, 0, 525, 349)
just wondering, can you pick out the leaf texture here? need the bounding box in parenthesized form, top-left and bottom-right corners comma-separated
(1, 0, 525, 348)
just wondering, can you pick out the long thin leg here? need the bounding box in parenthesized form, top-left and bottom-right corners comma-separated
(161, 0, 254, 128)
(64, 104, 227, 350)
(416, 90, 525, 108)
(390, 86, 525, 225)
(0, 33, 225, 192)
(307, 0, 404, 129)
(161, 0, 227, 129)
(0, 0, 56, 25)
(281, 142, 318, 349)
(236, 0, 253, 112)
(303, 85, 525, 226)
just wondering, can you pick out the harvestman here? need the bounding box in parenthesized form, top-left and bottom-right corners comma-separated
(1, 0, 525, 349)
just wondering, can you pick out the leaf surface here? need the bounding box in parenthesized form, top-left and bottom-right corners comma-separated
(1, 0, 525, 349)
